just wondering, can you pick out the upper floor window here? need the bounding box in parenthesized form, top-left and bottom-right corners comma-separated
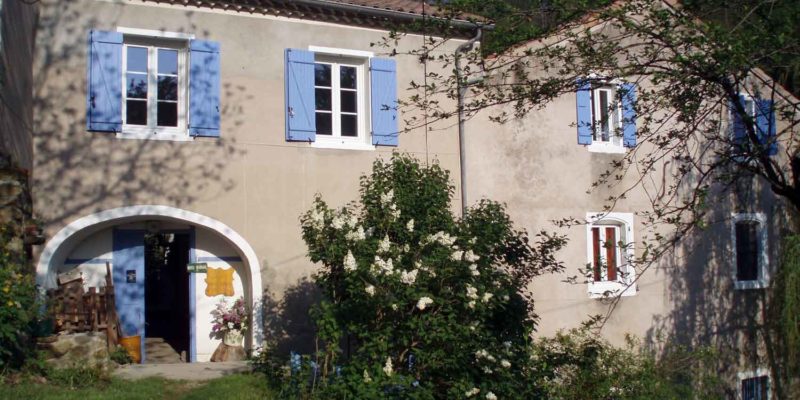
(86, 29, 220, 140)
(576, 78, 637, 153)
(592, 84, 622, 146)
(122, 38, 187, 137)
(731, 93, 778, 157)
(313, 55, 366, 143)
(285, 47, 398, 150)
(731, 213, 769, 290)
(586, 212, 636, 298)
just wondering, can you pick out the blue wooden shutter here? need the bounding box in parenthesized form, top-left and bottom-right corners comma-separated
(576, 79, 593, 145)
(86, 30, 123, 132)
(189, 39, 221, 137)
(285, 49, 316, 142)
(731, 95, 748, 150)
(621, 82, 637, 147)
(112, 229, 146, 361)
(756, 99, 778, 156)
(370, 58, 399, 146)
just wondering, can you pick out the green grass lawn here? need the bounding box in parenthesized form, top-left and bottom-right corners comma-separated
(0, 373, 274, 400)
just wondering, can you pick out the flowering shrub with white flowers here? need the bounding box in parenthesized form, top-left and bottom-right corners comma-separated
(296, 154, 567, 399)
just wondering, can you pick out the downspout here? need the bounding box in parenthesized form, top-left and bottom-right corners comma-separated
(455, 28, 482, 216)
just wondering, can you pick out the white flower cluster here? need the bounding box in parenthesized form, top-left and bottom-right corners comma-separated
(486, 392, 497, 400)
(400, 269, 418, 285)
(383, 357, 393, 376)
(465, 388, 480, 397)
(372, 256, 394, 275)
(345, 225, 366, 241)
(406, 218, 415, 232)
(469, 264, 480, 276)
(344, 250, 357, 272)
(365, 284, 375, 296)
(331, 213, 358, 230)
(424, 231, 456, 247)
(475, 349, 496, 363)
(467, 285, 479, 309)
(378, 235, 392, 254)
(380, 189, 394, 205)
(416, 296, 433, 310)
(308, 208, 325, 230)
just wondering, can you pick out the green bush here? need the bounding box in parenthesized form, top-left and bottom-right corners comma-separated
(108, 346, 133, 365)
(0, 226, 39, 371)
(293, 154, 566, 398)
(530, 329, 725, 399)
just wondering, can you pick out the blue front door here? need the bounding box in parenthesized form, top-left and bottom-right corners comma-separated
(112, 229, 146, 362)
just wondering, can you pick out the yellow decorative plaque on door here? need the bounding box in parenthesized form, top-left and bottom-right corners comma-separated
(205, 267, 235, 297)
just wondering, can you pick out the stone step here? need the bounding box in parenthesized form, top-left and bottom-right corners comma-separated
(144, 337, 184, 364)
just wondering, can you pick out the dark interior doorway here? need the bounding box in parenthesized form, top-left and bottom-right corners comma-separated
(144, 232, 190, 363)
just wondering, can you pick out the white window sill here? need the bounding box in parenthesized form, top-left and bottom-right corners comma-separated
(588, 280, 637, 298)
(734, 279, 769, 290)
(587, 141, 627, 154)
(116, 131, 193, 142)
(311, 137, 375, 151)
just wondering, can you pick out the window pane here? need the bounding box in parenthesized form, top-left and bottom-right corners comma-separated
(315, 88, 331, 111)
(158, 49, 178, 75)
(736, 221, 760, 281)
(340, 66, 357, 89)
(741, 376, 769, 400)
(158, 76, 178, 101)
(314, 64, 331, 87)
(592, 227, 601, 282)
(605, 227, 617, 281)
(126, 73, 148, 99)
(599, 90, 610, 139)
(127, 47, 148, 73)
(316, 112, 332, 135)
(157, 102, 178, 127)
(126, 100, 147, 125)
(341, 90, 357, 113)
(341, 114, 357, 137)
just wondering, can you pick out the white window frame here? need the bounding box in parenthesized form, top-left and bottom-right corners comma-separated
(117, 28, 193, 142)
(731, 212, 769, 290)
(309, 46, 375, 151)
(738, 369, 772, 400)
(586, 212, 636, 298)
(587, 80, 625, 154)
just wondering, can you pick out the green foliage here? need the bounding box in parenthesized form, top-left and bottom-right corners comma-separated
(295, 154, 566, 398)
(0, 226, 39, 371)
(529, 328, 725, 399)
(108, 346, 133, 365)
(773, 235, 800, 381)
(44, 366, 109, 389)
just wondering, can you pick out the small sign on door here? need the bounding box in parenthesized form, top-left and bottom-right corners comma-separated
(126, 270, 137, 283)
(187, 262, 208, 273)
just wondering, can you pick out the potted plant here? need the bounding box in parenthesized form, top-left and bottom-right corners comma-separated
(210, 296, 248, 347)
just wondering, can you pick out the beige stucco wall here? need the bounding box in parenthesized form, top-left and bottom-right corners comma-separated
(464, 20, 796, 384)
(32, 0, 463, 302)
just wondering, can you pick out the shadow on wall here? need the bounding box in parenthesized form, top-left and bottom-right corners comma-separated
(261, 279, 321, 357)
(33, 2, 251, 230)
(644, 174, 793, 395)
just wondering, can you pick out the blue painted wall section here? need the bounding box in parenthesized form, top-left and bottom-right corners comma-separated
(112, 229, 146, 362)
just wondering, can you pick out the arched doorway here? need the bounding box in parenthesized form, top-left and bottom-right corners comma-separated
(36, 205, 263, 362)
